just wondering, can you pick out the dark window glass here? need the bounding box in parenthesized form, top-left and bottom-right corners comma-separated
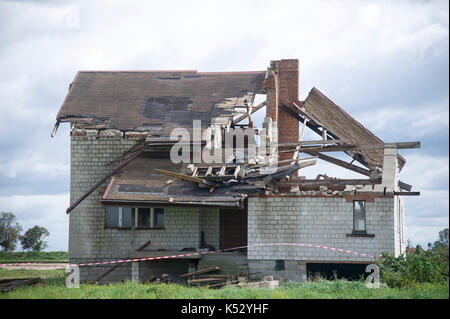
(353, 200, 366, 232)
(154, 208, 164, 227)
(106, 207, 119, 227)
(122, 207, 132, 227)
(137, 208, 151, 227)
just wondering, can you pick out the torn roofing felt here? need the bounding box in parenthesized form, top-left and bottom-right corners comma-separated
(101, 152, 263, 207)
(56, 70, 266, 136)
(301, 87, 406, 170)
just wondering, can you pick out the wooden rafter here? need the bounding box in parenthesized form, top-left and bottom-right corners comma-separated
(233, 101, 266, 125)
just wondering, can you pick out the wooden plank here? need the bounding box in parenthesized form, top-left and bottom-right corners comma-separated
(269, 139, 349, 147)
(305, 152, 371, 177)
(398, 181, 412, 192)
(0, 278, 40, 292)
(180, 266, 220, 278)
(234, 166, 241, 179)
(393, 191, 420, 196)
(199, 274, 229, 279)
(207, 281, 237, 288)
(136, 239, 152, 251)
(95, 263, 122, 282)
(66, 143, 151, 214)
(233, 101, 266, 125)
(188, 277, 225, 284)
(252, 156, 318, 168)
(278, 178, 381, 187)
(153, 169, 209, 185)
(276, 142, 420, 153)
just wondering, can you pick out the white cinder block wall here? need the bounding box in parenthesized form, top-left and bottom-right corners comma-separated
(69, 132, 220, 282)
(247, 196, 404, 281)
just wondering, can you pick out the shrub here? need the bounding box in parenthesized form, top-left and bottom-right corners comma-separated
(377, 245, 449, 288)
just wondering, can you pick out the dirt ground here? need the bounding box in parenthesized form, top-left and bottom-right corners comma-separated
(0, 263, 68, 270)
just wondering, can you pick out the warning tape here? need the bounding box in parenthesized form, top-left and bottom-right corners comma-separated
(0, 243, 379, 268)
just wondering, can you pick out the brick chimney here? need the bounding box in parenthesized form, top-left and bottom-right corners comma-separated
(263, 59, 300, 165)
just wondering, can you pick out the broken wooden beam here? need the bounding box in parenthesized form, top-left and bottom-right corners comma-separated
(305, 152, 371, 176)
(180, 266, 220, 278)
(188, 277, 225, 284)
(277, 142, 420, 153)
(153, 169, 211, 186)
(136, 239, 152, 252)
(0, 278, 40, 292)
(398, 181, 413, 192)
(66, 143, 151, 214)
(233, 101, 266, 125)
(94, 263, 123, 283)
(393, 191, 420, 196)
(278, 178, 382, 187)
(207, 280, 238, 288)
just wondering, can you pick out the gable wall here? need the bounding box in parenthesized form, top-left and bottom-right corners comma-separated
(69, 131, 217, 282)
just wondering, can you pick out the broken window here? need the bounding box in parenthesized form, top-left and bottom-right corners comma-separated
(105, 206, 132, 228)
(135, 207, 165, 229)
(353, 200, 366, 233)
(137, 208, 151, 227)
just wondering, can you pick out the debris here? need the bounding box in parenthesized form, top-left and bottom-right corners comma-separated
(235, 276, 279, 289)
(136, 239, 152, 252)
(95, 263, 123, 283)
(180, 266, 220, 278)
(0, 278, 40, 292)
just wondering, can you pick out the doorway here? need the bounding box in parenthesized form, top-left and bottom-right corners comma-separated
(219, 207, 247, 250)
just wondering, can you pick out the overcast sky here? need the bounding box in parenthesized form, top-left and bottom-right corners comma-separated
(0, 0, 448, 251)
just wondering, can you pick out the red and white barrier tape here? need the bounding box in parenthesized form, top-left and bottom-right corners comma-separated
(0, 242, 379, 268)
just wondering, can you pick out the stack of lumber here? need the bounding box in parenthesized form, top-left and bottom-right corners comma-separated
(180, 266, 239, 288)
(0, 278, 40, 292)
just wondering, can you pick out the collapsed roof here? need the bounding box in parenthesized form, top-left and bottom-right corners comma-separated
(299, 87, 406, 170)
(54, 62, 419, 214)
(57, 70, 265, 136)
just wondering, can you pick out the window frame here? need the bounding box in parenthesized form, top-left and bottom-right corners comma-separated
(352, 200, 367, 234)
(105, 206, 132, 229)
(134, 207, 165, 229)
(105, 206, 165, 230)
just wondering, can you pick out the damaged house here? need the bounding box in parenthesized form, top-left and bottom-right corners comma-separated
(54, 59, 420, 283)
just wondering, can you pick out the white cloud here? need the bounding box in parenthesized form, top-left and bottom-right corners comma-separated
(0, 193, 70, 251)
(400, 154, 449, 190)
(355, 97, 449, 139)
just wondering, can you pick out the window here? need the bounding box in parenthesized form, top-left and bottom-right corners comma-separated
(154, 208, 164, 227)
(137, 208, 151, 228)
(135, 207, 165, 229)
(106, 206, 165, 229)
(106, 207, 132, 228)
(106, 207, 119, 227)
(353, 200, 366, 233)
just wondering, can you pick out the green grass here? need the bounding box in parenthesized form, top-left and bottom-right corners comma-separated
(0, 251, 68, 263)
(0, 269, 448, 299)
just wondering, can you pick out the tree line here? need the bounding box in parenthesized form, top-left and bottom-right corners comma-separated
(0, 212, 50, 252)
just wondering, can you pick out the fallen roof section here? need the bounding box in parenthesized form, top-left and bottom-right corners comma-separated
(299, 87, 406, 170)
(101, 151, 251, 208)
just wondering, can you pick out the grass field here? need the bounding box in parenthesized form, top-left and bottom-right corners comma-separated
(0, 269, 448, 299)
(0, 251, 68, 264)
